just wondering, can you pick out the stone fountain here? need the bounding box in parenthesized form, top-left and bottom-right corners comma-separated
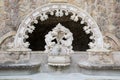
(45, 23, 73, 67)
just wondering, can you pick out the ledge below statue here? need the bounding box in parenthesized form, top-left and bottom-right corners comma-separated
(78, 62, 120, 70)
(0, 62, 40, 75)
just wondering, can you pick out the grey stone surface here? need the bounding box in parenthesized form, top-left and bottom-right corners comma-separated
(0, 51, 120, 75)
(0, 73, 120, 80)
(0, 0, 120, 79)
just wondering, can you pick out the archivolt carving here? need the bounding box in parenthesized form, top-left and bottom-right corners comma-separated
(8, 3, 107, 51)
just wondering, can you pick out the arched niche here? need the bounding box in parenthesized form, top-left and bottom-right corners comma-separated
(8, 3, 107, 51)
(26, 14, 92, 51)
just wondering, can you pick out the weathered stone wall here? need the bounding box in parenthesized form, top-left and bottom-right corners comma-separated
(0, 0, 120, 50)
(114, 0, 120, 39)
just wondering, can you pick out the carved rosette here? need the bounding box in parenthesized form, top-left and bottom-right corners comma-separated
(7, 3, 107, 51)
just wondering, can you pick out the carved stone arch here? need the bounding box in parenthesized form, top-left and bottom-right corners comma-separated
(0, 31, 16, 50)
(8, 3, 107, 51)
(0, 31, 16, 45)
(104, 33, 120, 51)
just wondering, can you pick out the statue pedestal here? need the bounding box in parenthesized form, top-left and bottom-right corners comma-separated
(48, 56, 70, 66)
(79, 49, 115, 69)
(88, 50, 114, 65)
(0, 51, 40, 75)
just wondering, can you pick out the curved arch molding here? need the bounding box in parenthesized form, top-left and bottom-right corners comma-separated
(0, 31, 16, 45)
(8, 3, 108, 51)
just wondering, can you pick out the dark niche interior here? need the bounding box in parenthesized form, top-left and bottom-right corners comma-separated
(26, 14, 92, 51)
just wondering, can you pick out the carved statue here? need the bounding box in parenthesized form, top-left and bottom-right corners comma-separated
(45, 23, 73, 55)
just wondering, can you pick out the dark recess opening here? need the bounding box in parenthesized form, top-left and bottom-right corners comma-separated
(26, 14, 92, 51)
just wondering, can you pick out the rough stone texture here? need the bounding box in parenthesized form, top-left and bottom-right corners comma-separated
(0, 0, 120, 50)
(0, 0, 119, 31)
(114, 1, 120, 39)
(50, 0, 68, 2)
